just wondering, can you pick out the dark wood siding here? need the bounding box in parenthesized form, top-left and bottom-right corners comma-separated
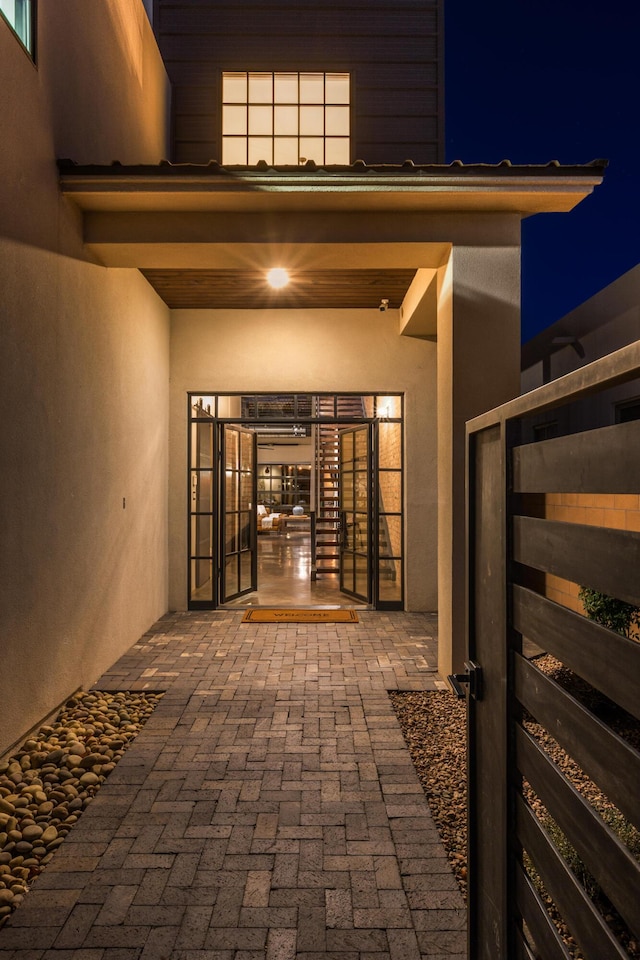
(153, 0, 444, 164)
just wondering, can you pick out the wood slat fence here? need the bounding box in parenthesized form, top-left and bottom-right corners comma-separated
(465, 341, 640, 960)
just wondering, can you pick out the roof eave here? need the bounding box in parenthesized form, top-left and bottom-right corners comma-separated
(58, 159, 607, 216)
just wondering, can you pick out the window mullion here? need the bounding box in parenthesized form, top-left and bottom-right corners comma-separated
(222, 70, 349, 167)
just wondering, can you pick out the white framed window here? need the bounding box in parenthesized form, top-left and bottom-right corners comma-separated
(222, 71, 350, 166)
(0, 0, 34, 56)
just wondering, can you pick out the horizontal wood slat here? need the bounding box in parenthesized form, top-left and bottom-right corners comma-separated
(514, 653, 640, 831)
(515, 935, 545, 960)
(174, 85, 439, 117)
(512, 420, 640, 493)
(516, 794, 629, 960)
(164, 36, 438, 61)
(513, 516, 640, 607)
(468, 344, 640, 959)
(158, 0, 439, 7)
(141, 268, 415, 309)
(159, 10, 438, 36)
(515, 862, 572, 960)
(165, 60, 440, 87)
(512, 585, 640, 722)
(516, 725, 640, 938)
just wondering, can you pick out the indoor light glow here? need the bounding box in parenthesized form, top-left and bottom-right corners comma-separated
(267, 268, 290, 289)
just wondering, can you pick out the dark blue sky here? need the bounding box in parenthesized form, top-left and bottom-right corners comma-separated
(445, 0, 640, 342)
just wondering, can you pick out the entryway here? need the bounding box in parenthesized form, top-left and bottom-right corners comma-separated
(226, 530, 358, 608)
(187, 393, 404, 610)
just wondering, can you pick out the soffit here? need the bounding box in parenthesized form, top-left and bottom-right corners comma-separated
(58, 159, 606, 310)
(140, 268, 416, 310)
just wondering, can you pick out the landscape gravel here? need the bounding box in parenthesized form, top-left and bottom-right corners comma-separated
(391, 655, 639, 960)
(389, 688, 468, 895)
(0, 689, 162, 929)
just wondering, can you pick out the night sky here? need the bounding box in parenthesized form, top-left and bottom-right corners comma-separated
(445, 0, 640, 342)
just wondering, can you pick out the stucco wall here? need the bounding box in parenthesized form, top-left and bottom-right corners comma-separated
(437, 242, 522, 677)
(0, 2, 171, 754)
(0, 243, 170, 755)
(169, 308, 437, 612)
(0, 0, 170, 253)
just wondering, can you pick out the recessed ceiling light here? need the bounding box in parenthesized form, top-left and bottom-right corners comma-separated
(267, 267, 290, 289)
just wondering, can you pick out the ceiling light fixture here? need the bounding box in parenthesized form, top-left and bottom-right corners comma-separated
(267, 267, 290, 289)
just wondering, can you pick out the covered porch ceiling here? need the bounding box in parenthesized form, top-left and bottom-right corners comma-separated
(138, 268, 416, 310)
(59, 159, 606, 318)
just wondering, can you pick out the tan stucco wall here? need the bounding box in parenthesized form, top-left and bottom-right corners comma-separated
(0, 242, 170, 755)
(0, 2, 171, 755)
(169, 308, 438, 612)
(0, 0, 170, 253)
(437, 240, 522, 677)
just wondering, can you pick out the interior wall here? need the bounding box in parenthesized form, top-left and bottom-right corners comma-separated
(169, 308, 437, 612)
(257, 443, 314, 465)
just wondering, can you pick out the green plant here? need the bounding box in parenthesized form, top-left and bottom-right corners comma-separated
(578, 587, 640, 638)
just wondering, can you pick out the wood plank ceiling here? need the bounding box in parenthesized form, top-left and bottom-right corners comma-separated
(140, 269, 416, 310)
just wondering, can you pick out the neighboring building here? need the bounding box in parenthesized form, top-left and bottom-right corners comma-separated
(522, 263, 640, 432)
(521, 264, 640, 614)
(0, 0, 604, 754)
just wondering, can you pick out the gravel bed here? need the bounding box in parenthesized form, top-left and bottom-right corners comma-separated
(389, 689, 468, 895)
(0, 690, 163, 929)
(391, 656, 639, 960)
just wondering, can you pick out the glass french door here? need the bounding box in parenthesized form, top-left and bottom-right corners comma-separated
(220, 425, 257, 602)
(189, 417, 215, 605)
(339, 425, 372, 603)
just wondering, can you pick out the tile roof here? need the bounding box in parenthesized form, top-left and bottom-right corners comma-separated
(58, 158, 608, 179)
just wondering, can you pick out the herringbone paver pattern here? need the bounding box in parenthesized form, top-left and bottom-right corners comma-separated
(0, 611, 465, 959)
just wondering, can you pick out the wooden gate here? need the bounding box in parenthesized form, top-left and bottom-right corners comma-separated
(465, 342, 640, 959)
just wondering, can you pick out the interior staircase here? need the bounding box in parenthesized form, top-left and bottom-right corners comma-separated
(312, 395, 366, 579)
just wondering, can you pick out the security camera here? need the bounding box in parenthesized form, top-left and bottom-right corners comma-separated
(379, 298, 389, 312)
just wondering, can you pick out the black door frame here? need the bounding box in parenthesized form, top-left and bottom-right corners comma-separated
(339, 423, 375, 604)
(219, 424, 258, 603)
(187, 392, 404, 611)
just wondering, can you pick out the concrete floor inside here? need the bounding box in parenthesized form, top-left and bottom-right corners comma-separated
(226, 532, 364, 609)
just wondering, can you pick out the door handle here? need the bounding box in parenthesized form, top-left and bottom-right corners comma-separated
(447, 661, 483, 701)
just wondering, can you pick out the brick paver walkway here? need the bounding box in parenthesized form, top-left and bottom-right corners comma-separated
(0, 611, 466, 959)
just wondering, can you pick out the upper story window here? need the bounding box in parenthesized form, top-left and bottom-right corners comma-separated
(222, 71, 350, 166)
(0, 0, 34, 56)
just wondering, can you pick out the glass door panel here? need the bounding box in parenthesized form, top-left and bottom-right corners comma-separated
(377, 414, 403, 608)
(189, 420, 215, 603)
(221, 425, 257, 602)
(339, 425, 371, 603)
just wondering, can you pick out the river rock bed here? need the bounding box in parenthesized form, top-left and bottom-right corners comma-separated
(0, 689, 163, 929)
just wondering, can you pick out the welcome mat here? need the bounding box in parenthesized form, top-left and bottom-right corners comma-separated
(241, 608, 359, 623)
